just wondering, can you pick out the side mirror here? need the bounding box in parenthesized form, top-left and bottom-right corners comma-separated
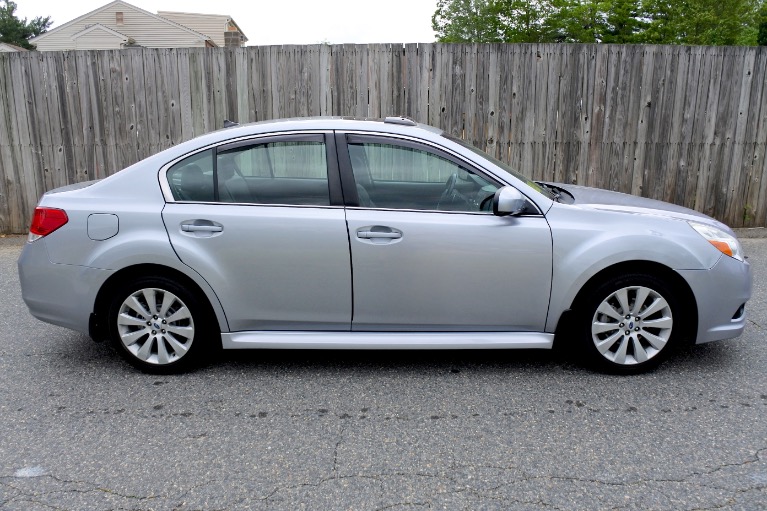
(493, 186, 527, 216)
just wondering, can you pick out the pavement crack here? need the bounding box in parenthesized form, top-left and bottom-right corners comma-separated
(333, 423, 347, 479)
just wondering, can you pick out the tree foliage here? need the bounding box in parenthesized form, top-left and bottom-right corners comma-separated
(432, 0, 766, 45)
(757, 2, 767, 44)
(0, 0, 51, 50)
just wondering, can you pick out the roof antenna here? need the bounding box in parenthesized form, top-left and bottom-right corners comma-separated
(223, 119, 239, 128)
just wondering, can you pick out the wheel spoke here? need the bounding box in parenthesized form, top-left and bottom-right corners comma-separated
(592, 321, 620, 335)
(631, 287, 651, 315)
(166, 325, 193, 339)
(142, 289, 158, 316)
(120, 328, 148, 347)
(156, 338, 170, 365)
(125, 296, 151, 319)
(597, 302, 624, 322)
(165, 335, 190, 356)
(640, 330, 668, 350)
(631, 336, 649, 363)
(640, 297, 668, 318)
(595, 330, 623, 354)
(615, 288, 631, 315)
(117, 313, 148, 327)
(613, 335, 630, 365)
(136, 336, 155, 361)
(158, 292, 175, 318)
(165, 306, 191, 324)
(642, 316, 673, 330)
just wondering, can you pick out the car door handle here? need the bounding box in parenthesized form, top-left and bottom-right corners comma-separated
(357, 230, 402, 239)
(181, 224, 223, 233)
(355, 226, 403, 244)
(179, 220, 224, 238)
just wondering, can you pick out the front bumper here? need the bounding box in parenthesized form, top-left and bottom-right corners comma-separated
(677, 254, 752, 344)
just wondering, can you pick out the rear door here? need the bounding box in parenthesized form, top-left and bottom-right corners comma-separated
(161, 132, 352, 332)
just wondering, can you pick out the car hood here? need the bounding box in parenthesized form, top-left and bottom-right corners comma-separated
(553, 183, 734, 233)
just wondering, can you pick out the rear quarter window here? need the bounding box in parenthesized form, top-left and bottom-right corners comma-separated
(166, 149, 215, 202)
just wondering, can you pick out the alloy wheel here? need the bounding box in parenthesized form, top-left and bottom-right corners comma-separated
(116, 287, 195, 365)
(591, 285, 673, 365)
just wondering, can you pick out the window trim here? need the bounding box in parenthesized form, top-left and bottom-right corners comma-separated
(159, 131, 344, 207)
(335, 132, 542, 216)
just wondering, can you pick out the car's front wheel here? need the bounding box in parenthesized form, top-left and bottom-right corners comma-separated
(578, 273, 686, 374)
(108, 276, 213, 373)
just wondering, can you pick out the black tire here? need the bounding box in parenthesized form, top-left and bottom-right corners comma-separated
(107, 275, 216, 373)
(575, 273, 687, 375)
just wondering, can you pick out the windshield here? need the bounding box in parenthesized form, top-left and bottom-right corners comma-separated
(443, 134, 557, 201)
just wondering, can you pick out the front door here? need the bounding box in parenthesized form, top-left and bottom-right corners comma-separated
(340, 135, 553, 332)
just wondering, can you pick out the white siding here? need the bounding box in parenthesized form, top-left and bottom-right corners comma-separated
(73, 30, 125, 50)
(33, 2, 208, 51)
(157, 12, 230, 47)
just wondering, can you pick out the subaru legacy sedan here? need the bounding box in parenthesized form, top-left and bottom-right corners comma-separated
(18, 117, 751, 374)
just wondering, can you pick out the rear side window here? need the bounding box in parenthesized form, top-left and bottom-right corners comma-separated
(167, 149, 215, 202)
(166, 141, 330, 206)
(217, 141, 329, 206)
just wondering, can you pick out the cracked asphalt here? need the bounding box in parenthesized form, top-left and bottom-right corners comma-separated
(1, 234, 766, 510)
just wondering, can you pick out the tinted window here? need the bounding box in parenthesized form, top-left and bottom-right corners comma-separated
(348, 142, 498, 212)
(217, 141, 330, 205)
(167, 149, 215, 202)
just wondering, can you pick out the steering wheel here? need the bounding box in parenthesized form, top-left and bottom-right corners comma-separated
(438, 173, 458, 209)
(479, 194, 494, 211)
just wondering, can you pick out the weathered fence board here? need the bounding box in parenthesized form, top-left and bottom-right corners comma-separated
(1, 43, 767, 233)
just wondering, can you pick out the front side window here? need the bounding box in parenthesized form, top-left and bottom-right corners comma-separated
(348, 142, 499, 212)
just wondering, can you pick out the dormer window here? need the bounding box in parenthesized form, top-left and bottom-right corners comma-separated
(116, 12, 124, 25)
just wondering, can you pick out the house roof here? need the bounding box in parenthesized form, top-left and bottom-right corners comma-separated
(29, 0, 212, 44)
(0, 42, 29, 51)
(157, 11, 249, 44)
(70, 23, 129, 42)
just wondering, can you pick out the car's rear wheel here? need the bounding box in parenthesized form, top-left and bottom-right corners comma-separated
(108, 276, 213, 373)
(577, 273, 685, 374)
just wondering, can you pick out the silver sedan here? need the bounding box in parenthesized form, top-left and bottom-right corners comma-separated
(17, 117, 752, 374)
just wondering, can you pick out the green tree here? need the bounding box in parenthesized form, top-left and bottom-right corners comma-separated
(491, 0, 555, 43)
(546, 0, 608, 43)
(432, 0, 765, 45)
(432, 0, 504, 42)
(0, 0, 51, 50)
(641, 0, 760, 45)
(602, 0, 646, 43)
(757, 2, 767, 45)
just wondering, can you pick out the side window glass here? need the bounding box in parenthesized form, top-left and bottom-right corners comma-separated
(166, 149, 215, 202)
(348, 142, 499, 212)
(217, 141, 329, 206)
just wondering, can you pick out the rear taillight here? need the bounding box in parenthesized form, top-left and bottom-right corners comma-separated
(28, 207, 68, 242)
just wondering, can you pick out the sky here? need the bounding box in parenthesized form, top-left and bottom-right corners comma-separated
(15, 0, 439, 45)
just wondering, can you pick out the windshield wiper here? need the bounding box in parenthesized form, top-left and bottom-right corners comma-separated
(535, 182, 562, 202)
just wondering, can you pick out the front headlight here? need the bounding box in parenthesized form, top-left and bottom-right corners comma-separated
(688, 221, 744, 261)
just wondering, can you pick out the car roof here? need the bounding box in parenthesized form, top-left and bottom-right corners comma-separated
(209, 116, 443, 138)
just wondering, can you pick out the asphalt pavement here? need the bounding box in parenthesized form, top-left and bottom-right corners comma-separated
(0, 234, 765, 510)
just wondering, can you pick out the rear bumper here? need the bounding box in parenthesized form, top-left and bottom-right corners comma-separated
(678, 255, 752, 344)
(17, 239, 111, 336)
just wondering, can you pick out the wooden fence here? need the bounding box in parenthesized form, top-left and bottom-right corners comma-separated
(1, 44, 766, 233)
